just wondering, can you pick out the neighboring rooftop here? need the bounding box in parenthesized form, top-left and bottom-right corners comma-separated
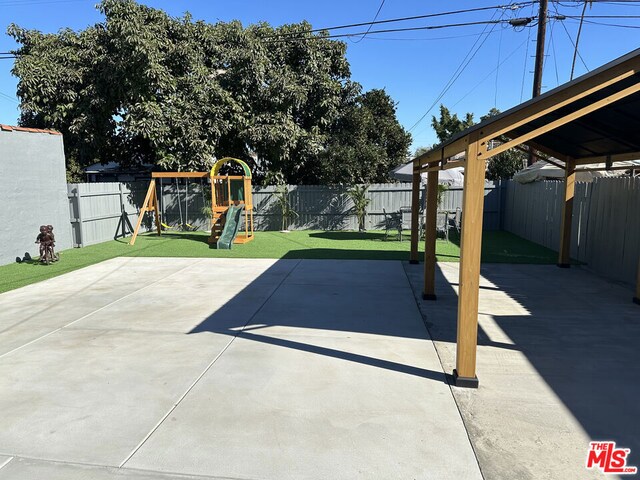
(0, 124, 61, 135)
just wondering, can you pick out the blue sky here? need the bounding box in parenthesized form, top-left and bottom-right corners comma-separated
(0, 0, 638, 150)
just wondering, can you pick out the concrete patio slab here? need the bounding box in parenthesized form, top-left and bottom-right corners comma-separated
(126, 335, 481, 480)
(0, 257, 482, 479)
(405, 261, 640, 480)
(0, 457, 12, 471)
(284, 258, 408, 287)
(241, 282, 427, 339)
(0, 327, 231, 465)
(0, 457, 229, 480)
(0, 257, 202, 355)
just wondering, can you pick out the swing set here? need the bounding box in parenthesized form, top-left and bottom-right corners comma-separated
(158, 176, 206, 231)
(129, 157, 255, 248)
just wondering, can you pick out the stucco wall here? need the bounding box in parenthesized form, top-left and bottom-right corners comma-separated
(0, 130, 72, 265)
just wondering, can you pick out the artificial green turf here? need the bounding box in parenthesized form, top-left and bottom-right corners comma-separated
(0, 230, 557, 294)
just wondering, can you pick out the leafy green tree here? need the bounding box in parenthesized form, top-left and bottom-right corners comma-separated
(431, 105, 475, 144)
(9, 0, 409, 184)
(414, 146, 434, 158)
(318, 89, 411, 184)
(480, 108, 526, 180)
(427, 105, 524, 180)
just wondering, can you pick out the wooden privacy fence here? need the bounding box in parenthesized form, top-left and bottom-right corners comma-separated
(503, 177, 640, 285)
(67, 181, 503, 247)
(252, 182, 502, 231)
(68, 182, 147, 247)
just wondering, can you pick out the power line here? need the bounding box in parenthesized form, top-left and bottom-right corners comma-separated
(579, 18, 640, 26)
(350, 0, 386, 44)
(520, 1, 537, 102)
(454, 38, 528, 109)
(353, 31, 498, 42)
(269, 3, 537, 38)
(549, 19, 561, 86)
(0, 91, 18, 104)
(0, 0, 90, 6)
(565, 13, 640, 17)
(268, 17, 536, 43)
(407, 9, 506, 134)
(557, 15, 590, 70)
(570, 1, 590, 80)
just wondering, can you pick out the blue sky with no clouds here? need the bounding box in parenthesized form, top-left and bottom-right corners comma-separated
(0, 0, 638, 150)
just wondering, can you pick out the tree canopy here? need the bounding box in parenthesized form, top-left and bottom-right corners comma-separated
(9, 0, 410, 183)
(431, 105, 475, 144)
(419, 105, 525, 180)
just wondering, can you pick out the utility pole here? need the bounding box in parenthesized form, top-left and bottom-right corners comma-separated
(528, 0, 548, 165)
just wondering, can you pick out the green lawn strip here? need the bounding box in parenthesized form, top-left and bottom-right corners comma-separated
(0, 230, 557, 294)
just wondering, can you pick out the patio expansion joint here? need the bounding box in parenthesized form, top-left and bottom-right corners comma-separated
(0, 454, 254, 480)
(401, 261, 487, 480)
(118, 259, 304, 469)
(0, 259, 207, 361)
(0, 456, 13, 471)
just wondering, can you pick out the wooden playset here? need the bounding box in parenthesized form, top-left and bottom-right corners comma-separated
(129, 157, 254, 248)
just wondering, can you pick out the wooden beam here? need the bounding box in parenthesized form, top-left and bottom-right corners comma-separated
(479, 57, 640, 144)
(574, 151, 640, 165)
(415, 136, 469, 169)
(152, 172, 209, 178)
(423, 170, 439, 300)
(482, 83, 640, 161)
(454, 132, 486, 388)
(500, 138, 567, 167)
(558, 158, 576, 268)
(523, 140, 571, 163)
(540, 157, 566, 169)
(129, 180, 157, 246)
(410, 169, 421, 264)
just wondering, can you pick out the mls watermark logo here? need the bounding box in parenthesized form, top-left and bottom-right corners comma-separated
(586, 441, 637, 475)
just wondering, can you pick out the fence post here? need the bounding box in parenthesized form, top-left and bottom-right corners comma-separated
(76, 187, 84, 247)
(409, 170, 421, 264)
(119, 183, 126, 239)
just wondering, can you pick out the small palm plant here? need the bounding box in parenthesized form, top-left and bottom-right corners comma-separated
(347, 184, 371, 232)
(273, 183, 299, 232)
(265, 171, 299, 232)
(437, 184, 448, 209)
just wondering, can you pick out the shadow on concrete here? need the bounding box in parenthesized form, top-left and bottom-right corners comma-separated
(415, 261, 640, 464)
(186, 257, 447, 384)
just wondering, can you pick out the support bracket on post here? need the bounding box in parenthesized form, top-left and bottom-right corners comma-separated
(453, 369, 479, 388)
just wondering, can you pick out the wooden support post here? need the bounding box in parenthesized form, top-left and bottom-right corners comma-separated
(129, 180, 160, 246)
(558, 158, 576, 268)
(634, 256, 640, 305)
(454, 133, 486, 388)
(410, 168, 421, 264)
(423, 170, 439, 300)
(153, 186, 161, 237)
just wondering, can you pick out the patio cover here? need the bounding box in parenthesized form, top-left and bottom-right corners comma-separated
(407, 47, 640, 388)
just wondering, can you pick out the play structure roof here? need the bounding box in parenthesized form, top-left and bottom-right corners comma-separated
(212, 157, 252, 178)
